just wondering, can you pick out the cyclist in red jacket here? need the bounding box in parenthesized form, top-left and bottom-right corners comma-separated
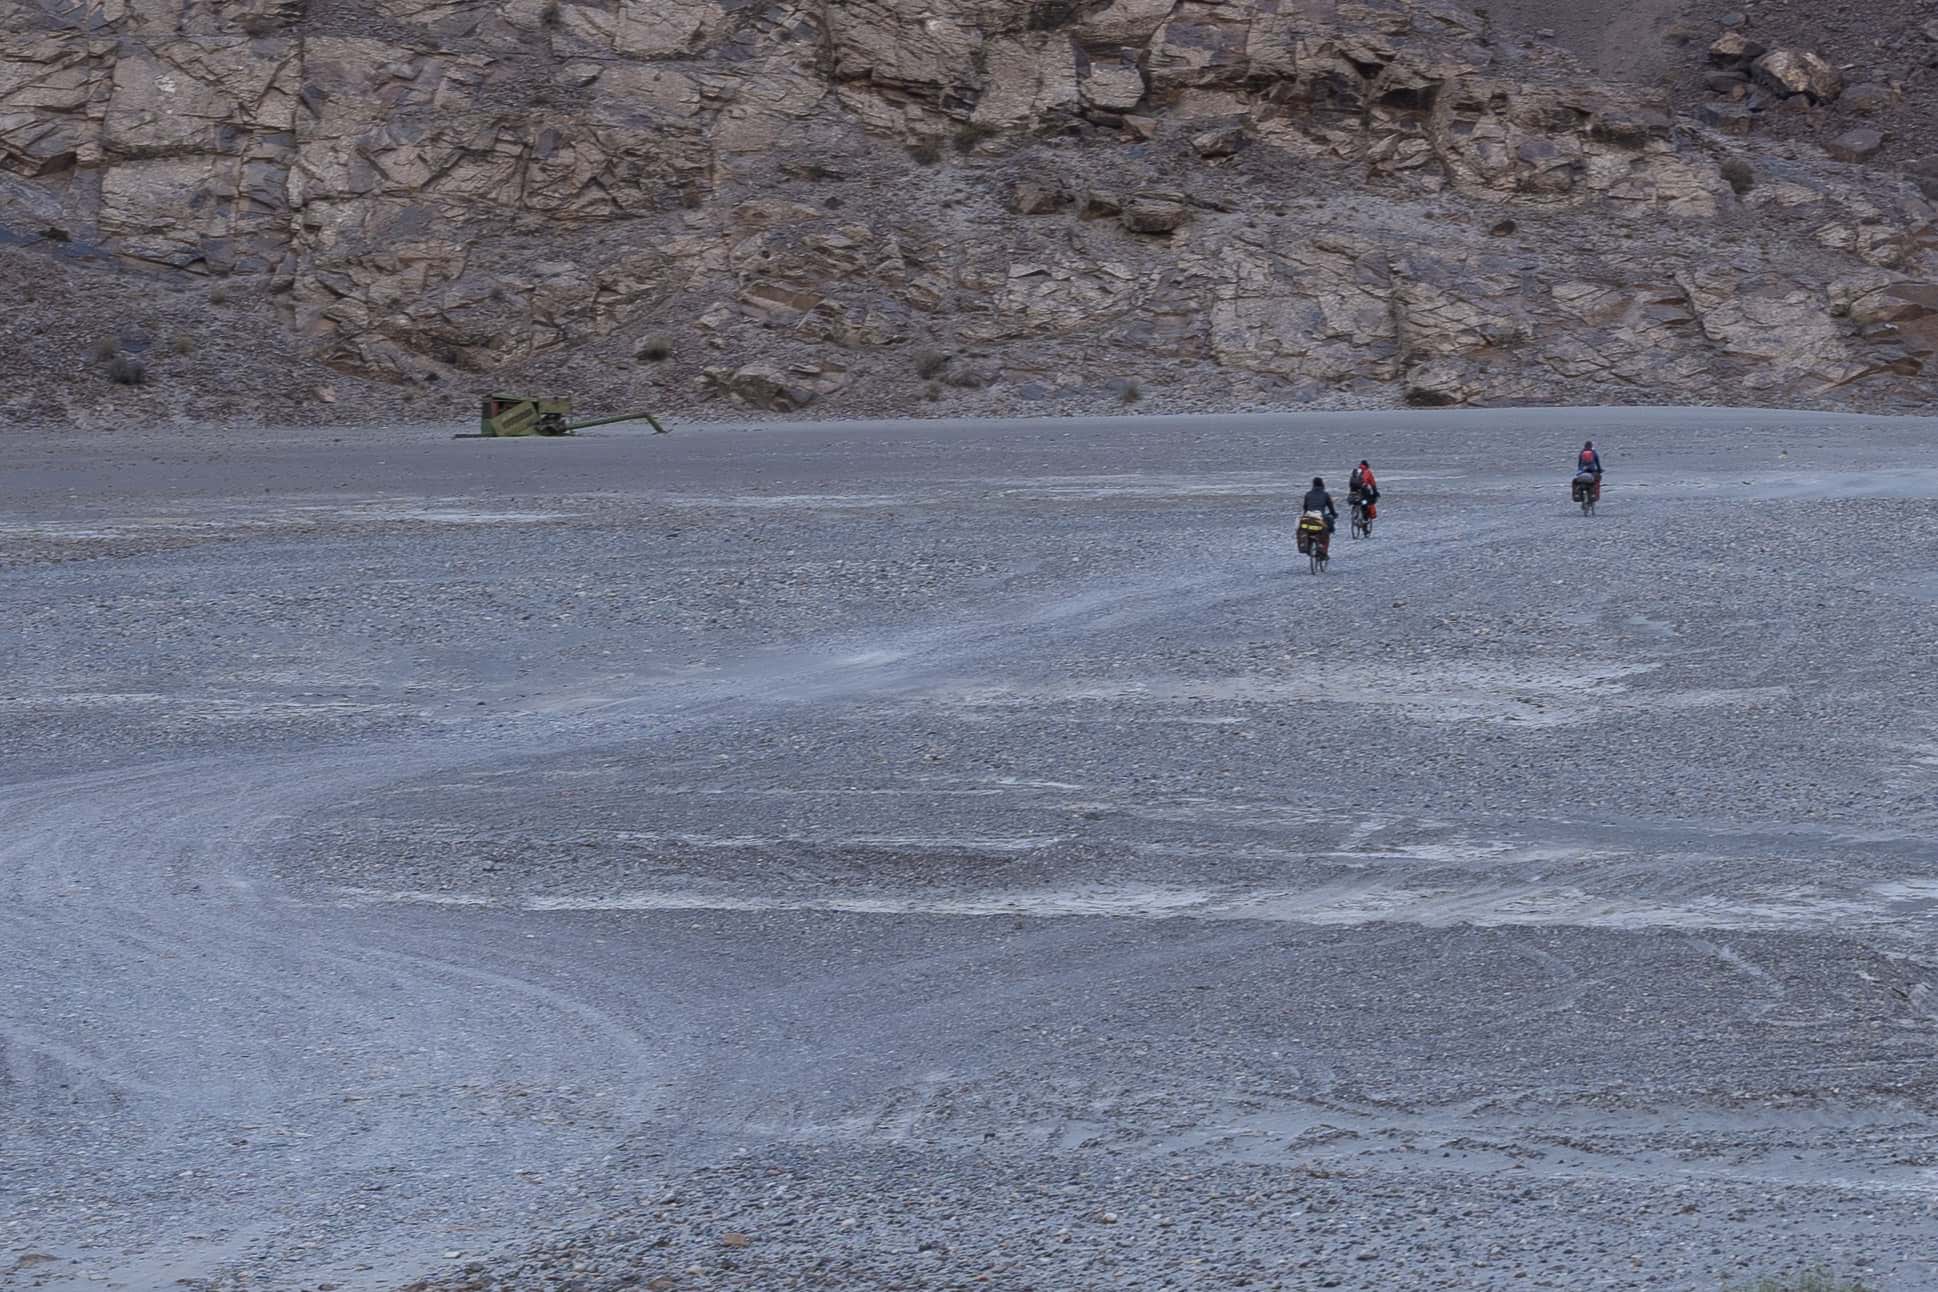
(1348, 460, 1379, 515)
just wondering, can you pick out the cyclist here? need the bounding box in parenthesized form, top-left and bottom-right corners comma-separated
(1347, 460, 1379, 522)
(1302, 475, 1338, 535)
(1348, 460, 1378, 502)
(1573, 441, 1603, 504)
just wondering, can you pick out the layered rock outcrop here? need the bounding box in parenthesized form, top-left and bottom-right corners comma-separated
(3, 0, 1937, 417)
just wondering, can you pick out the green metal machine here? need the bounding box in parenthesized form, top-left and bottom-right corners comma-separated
(466, 395, 668, 438)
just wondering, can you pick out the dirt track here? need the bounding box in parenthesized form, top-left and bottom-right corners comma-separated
(4, 409, 1938, 1291)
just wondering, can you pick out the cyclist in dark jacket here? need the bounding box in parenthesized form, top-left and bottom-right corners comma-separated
(1302, 476, 1338, 533)
(1574, 441, 1603, 503)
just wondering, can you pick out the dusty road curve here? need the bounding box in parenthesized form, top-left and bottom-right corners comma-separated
(5, 409, 1938, 1292)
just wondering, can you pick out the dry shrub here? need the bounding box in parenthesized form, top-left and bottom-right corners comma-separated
(954, 121, 999, 154)
(1726, 1271, 1873, 1292)
(1721, 157, 1756, 196)
(943, 366, 992, 389)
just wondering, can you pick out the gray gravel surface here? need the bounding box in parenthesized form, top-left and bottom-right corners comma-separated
(4, 409, 1937, 1292)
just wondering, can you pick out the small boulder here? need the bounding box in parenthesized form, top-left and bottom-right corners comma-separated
(1704, 69, 1748, 94)
(1709, 31, 1765, 66)
(1080, 62, 1147, 113)
(1826, 127, 1884, 162)
(1190, 122, 1249, 158)
(1842, 82, 1894, 114)
(1009, 178, 1073, 215)
(944, 365, 997, 389)
(1122, 114, 1159, 141)
(1590, 107, 1671, 147)
(1082, 189, 1124, 219)
(1120, 193, 1188, 234)
(1699, 103, 1755, 135)
(1752, 49, 1842, 103)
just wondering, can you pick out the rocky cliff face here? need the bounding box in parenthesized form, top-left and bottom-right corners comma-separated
(4, 0, 1938, 423)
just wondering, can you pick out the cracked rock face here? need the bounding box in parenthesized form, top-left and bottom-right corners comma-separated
(3, 0, 1936, 414)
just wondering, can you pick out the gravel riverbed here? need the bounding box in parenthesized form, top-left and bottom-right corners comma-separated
(4, 408, 1936, 1291)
